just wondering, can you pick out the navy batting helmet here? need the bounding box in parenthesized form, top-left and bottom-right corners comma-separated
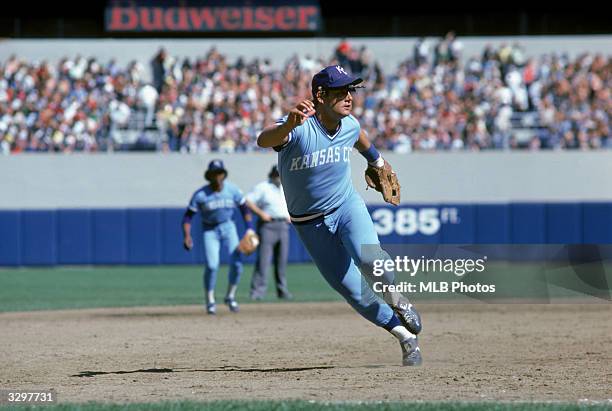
(204, 159, 228, 181)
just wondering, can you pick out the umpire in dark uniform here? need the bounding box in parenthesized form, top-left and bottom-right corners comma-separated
(246, 165, 292, 300)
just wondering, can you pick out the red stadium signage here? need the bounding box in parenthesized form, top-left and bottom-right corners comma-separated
(106, 1, 321, 32)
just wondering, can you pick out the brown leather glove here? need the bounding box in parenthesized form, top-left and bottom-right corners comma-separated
(236, 229, 260, 255)
(365, 159, 401, 206)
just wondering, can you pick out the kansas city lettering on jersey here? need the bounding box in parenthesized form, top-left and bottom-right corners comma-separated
(203, 199, 236, 210)
(289, 146, 352, 171)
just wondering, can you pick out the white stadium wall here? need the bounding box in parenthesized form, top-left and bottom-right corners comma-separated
(2, 152, 612, 209)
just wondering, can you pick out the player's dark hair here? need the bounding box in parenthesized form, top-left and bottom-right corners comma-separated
(312, 86, 326, 108)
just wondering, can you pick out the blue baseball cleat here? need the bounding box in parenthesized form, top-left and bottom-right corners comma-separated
(206, 302, 216, 315)
(400, 337, 422, 366)
(224, 297, 239, 313)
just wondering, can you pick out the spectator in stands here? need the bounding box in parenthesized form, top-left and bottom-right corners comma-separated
(413, 37, 429, 66)
(434, 31, 462, 65)
(151, 48, 167, 93)
(0, 41, 609, 154)
(335, 38, 352, 68)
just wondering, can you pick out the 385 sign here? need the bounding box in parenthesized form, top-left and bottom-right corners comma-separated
(371, 207, 460, 236)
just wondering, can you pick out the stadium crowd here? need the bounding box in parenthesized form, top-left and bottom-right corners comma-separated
(1, 35, 609, 154)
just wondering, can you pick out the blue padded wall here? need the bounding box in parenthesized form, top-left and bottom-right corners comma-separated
(511, 203, 546, 243)
(0, 211, 21, 266)
(21, 210, 57, 265)
(1, 203, 611, 266)
(57, 209, 92, 264)
(92, 210, 127, 264)
(546, 203, 582, 243)
(440, 204, 475, 243)
(475, 205, 510, 244)
(127, 209, 162, 264)
(583, 203, 612, 243)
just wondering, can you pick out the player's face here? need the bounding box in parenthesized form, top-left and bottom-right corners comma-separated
(209, 171, 226, 186)
(325, 87, 354, 117)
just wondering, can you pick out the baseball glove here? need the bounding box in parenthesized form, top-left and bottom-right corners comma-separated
(365, 159, 401, 206)
(237, 229, 259, 255)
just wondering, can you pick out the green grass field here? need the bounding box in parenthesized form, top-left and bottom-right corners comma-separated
(1, 262, 609, 312)
(0, 264, 342, 312)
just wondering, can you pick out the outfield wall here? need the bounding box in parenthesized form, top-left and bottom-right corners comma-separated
(2, 152, 611, 266)
(1, 203, 611, 266)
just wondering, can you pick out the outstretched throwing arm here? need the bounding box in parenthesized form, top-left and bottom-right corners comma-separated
(257, 100, 316, 148)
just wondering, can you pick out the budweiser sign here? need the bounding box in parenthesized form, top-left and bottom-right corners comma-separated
(105, 1, 321, 32)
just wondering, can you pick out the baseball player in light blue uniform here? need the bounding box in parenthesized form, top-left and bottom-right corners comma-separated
(257, 66, 423, 366)
(182, 159, 255, 315)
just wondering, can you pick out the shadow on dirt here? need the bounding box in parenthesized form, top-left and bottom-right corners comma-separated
(72, 365, 335, 378)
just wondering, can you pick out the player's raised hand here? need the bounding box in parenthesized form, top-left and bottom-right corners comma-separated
(257, 99, 315, 148)
(287, 100, 315, 128)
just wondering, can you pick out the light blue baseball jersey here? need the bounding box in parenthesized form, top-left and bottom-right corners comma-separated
(275, 114, 360, 216)
(188, 181, 246, 226)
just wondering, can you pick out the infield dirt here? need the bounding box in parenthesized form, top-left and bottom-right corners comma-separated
(1, 302, 610, 403)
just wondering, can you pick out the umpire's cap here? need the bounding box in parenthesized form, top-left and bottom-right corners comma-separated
(204, 159, 228, 181)
(312, 65, 363, 96)
(268, 165, 280, 178)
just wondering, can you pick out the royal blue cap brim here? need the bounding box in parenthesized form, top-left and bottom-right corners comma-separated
(327, 76, 363, 89)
